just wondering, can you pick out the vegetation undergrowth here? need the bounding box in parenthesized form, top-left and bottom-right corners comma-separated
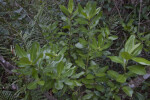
(0, 0, 150, 100)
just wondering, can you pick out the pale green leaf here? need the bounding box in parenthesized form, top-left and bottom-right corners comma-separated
(132, 57, 150, 65)
(108, 35, 118, 40)
(59, 5, 70, 16)
(122, 86, 133, 97)
(116, 74, 126, 83)
(82, 93, 93, 100)
(75, 42, 83, 49)
(121, 52, 132, 60)
(125, 35, 135, 54)
(30, 42, 40, 61)
(15, 44, 27, 58)
(37, 80, 45, 86)
(128, 65, 146, 75)
(57, 61, 65, 76)
(55, 81, 64, 90)
(71, 72, 85, 79)
(107, 70, 119, 79)
(18, 57, 32, 66)
(27, 81, 37, 90)
(108, 56, 123, 64)
(86, 74, 95, 79)
(68, 0, 74, 13)
(114, 95, 121, 100)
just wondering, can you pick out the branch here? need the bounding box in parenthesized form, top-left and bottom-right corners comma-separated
(0, 54, 17, 74)
(129, 67, 150, 88)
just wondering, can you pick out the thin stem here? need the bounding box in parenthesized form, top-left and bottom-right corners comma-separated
(138, 0, 143, 33)
(85, 20, 91, 72)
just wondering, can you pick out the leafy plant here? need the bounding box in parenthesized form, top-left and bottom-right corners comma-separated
(1, 0, 149, 100)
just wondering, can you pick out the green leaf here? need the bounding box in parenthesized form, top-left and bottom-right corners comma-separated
(37, 80, 45, 86)
(130, 43, 141, 54)
(82, 93, 93, 100)
(63, 25, 70, 29)
(32, 68, 38, 79)
(122, 86, 133, 97)
(121, 52, 132, 60)
(132, 57, 150, 65)
(98, 34, 103, 47)
(57, 61, 65, 76)
(75, 18, 88, 25)
(108, 35, 118, 40)
(95, 85, 104, 92)
(132, 44, 143, 56)
(107, 70, 119, 79)
(63, 66, 75, 77)
(71, 72, 85, 79)
(90, 11, 102, 29)
(18, 57, 32, 66)
(89, 2, 97, 19)
(79, 38, 87, 46)
(82, 79, 94, 84)
(75, 42, 83, 49)
(15, 44, 27, 58)
(30, 42, 40, 61)
(128, 65, 146, 75)
(33, 53, 43, 64)
(114, 95, 121, 100)
(98, 66, 109, 73)
(78, 4, 87, 18)
(101, 41, 112, 50)
(27, 81, 37, 90)
(64, 80, 74, 86)
(136, 92, 145, 100)
(59, 5, 70, 16)
(55, 81, 64, 90)
(95, 73, 106, 77)
(86, 74, 95, 79)
(75, 58, 85, 69)
(108, 56, 123, 64)
(105, 27, 110, 37)
(125, 35, 135, 54)
(74, 80, 82, 86)
(116, 74, 126, 83)
(72, 9, 78, 19)
(68, 0, 74, 14)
